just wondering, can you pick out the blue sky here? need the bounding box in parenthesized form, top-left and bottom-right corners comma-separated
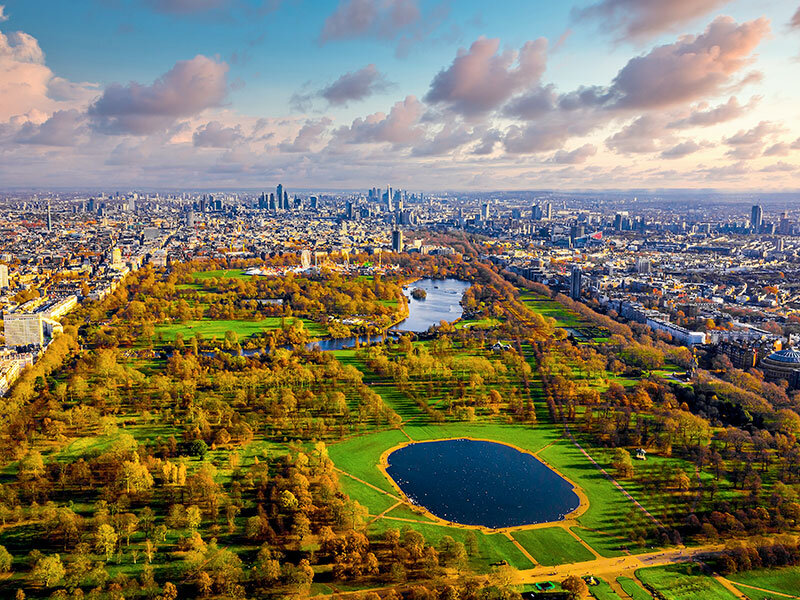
(1, 0, 800, 190)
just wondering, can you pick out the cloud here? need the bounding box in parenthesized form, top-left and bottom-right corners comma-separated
(763, 142, 791, 157)
(332, 95, 424, 146)
(321, 64, 390, 106)
(472, 129, 502, 155)
(319, 0, 420, 43)
(0, 30, 62, 119)
(15, 109, 85, 146)
(760, 161, 796, 172)
(143, 0, 230, 14)
(503, 84, 558, 120)
(552, 143, 597, 164)
(605, 17, 769, 110)
(724, 120, 782, 159)
(290, 64, 390, 111)
(425, 36, 547, 117)
(412, 123, 475, 156)
(660, 140, 705, 158)
(573, 0, 731, 42)
(606, 115, 670, 153)
(0, 5, 8, 22)
(279, 118, 331, 152)
(193, 120, 244, 147)
(792, 7, 800, 29)
(667, 96, 757, 128)
(88, 55, 228, 134)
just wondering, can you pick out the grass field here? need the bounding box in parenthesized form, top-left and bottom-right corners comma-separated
(590, 579, 623, 600)
(192, 269, 251, 280)
(518, 291, 589, 329)
(617, 576, 655, 600)
(511, 527, 595, 566)
(727, 565, 800, 597)
(572, 528, 631, 558)
(155, 316, 326, 341)
(636, 564, 739, 600)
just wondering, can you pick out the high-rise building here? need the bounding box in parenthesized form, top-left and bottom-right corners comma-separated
(545, 202, 552, 220)
(392, 228, 404, 253)
(47, 200, 52, 232)
(345, 200, 354, 219)
(276, 184, 283, 208)
(0, 264, 8, 289)
(480, 202, 490, 221)
(300, 249, 312, 269)
(636, 257, 652, 274)
(751, 204, 763, 232)
(570, 265, 582, 300)
(531, 205, 543, 220)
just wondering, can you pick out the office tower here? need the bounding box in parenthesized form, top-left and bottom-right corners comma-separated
(47, 200, 52, 232)
(276, 184, 283, 207)
(310, 196, 318, 210)
(387, 186, 392, 206)
(0, 264, 7, 289)
(570, 266, 582, 300)
(283, 191, 289, 210)
(614, 213, 624, 231)
(184, 209, 195, 228)
(636, 257, 651, 274)
(751, 204, 763, 232)
(128, 196, 136, 212)
(269, 193, 276, 210)
(392, 228, 404, 253)
(481, 202, 490, 220)
(531, 205, 543, 220)
(88, 197, 96, 213)
(387, 197, 393, 212)
(346, 200, 354, 219)
(545, 202, 552, 220)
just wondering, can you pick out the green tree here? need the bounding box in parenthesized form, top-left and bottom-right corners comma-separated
(32, 554, 65, 587)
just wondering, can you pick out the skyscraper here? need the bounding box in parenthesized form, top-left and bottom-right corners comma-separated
(0, 264, 8, 289)
(392, 228, 404, 253)
(276, 184, 283, 208)
(545, 202, 552, 220)
(751, 204, 763, 232)
(47, 200, 52, 232)
(570, 265, 582, 300)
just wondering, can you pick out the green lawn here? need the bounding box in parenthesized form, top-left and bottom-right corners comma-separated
(590, 579, 623, 600)
(518, 291, 589, 329)
(572, 528, 633, 558)
(511, 527, 595, 566)
(636, 564, 739, 600)
(192, 269, 251, 280)
(617, 576, 654, 600)
(727, 565, 800, 597)
(156, 316, 326, 341)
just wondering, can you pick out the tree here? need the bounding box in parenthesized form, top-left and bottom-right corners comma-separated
(562, 574, 588, 598)
(196, 571, 213, 596)
(32, 554, 65, 587)
(96, 524, 118, 561)
(611, 448, 634, 478)
(0, 545, 13, 572)
(121, 453, 154, 494)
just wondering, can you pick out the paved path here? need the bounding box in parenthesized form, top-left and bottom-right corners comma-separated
(334, 467, 402, 502)
(503, 531, 538, 567)
(722, 578, 800, 599)
(714, 575, 749, 599)
(563, 425, 664, 528)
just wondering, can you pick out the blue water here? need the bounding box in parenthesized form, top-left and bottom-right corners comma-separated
(392, 278, 472, 333)
(306, 278, 470, 350)
(385, 439, 580, 528)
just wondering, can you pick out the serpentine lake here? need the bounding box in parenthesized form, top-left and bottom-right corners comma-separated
(385, 439, 580, 528)
(308, 278, 470, 351)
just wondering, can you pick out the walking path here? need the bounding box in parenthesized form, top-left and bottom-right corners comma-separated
(334, 467, 402, 502)
(713, 575, 749, 599)
(721, 578, 800, 599)
(563, 425, 663, 528)
(503, 531, 538, 566)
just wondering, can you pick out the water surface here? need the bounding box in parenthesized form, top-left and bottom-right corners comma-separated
(385, 439, 580, 528)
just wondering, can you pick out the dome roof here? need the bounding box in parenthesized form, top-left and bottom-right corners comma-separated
(765, 348, 800, 364)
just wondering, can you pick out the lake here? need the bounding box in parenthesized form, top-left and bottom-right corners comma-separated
(307, 277, 470, 351)
(385, 439, 580, 528)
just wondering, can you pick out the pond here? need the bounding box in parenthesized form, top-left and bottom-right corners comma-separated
(307, 277, 470, 351)
(384, 439, 580, 528)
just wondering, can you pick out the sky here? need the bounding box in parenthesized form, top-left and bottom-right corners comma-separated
(1, 0, 800, 191)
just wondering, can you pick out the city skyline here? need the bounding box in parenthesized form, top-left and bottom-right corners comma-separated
(2, 0, 800, 190)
